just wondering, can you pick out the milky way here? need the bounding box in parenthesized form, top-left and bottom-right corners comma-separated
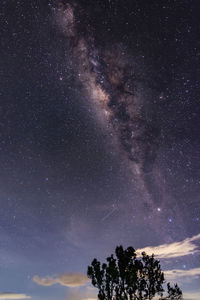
(53, 0, 162, 208)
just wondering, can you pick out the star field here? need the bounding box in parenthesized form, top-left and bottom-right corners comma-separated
(0, 0, 200, 299)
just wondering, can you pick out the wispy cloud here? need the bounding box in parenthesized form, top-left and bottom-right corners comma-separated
(136, 233, 200, 259)
(33, 273, 89, 287)
(147, 293, 200, 300)
(164, 267, 200, 281)
(183, 292, 200, 300)
(0, 294, 31, 299)
(82, 298, 97, 300)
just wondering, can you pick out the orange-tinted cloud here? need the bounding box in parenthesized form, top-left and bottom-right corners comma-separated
(0, 294, 31, 299)
(33, 273, 89, 287)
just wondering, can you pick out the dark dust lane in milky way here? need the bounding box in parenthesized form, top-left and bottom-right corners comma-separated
(51, 0, 195, 240)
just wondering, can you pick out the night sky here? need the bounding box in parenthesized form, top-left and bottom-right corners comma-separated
(1, 0, 200, 299)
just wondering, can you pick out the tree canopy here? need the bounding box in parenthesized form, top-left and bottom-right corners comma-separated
(87, 245, 183, 300)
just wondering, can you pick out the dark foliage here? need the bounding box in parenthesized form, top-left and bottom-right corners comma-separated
(87, 245, 183, 300)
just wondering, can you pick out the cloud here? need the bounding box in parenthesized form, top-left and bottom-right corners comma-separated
(33, 273, 89, 287)
(164, 267, 200, 281)
(82, 298, 97, 300)
(183, 292, 200, 300)
(136, 233, 200, 259)
(149, 293, 200, 300)
(0, 294, 31, 299)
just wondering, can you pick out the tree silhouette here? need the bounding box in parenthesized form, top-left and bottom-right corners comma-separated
(87, 245, 183, 300)
(165, 283, 183, 300)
